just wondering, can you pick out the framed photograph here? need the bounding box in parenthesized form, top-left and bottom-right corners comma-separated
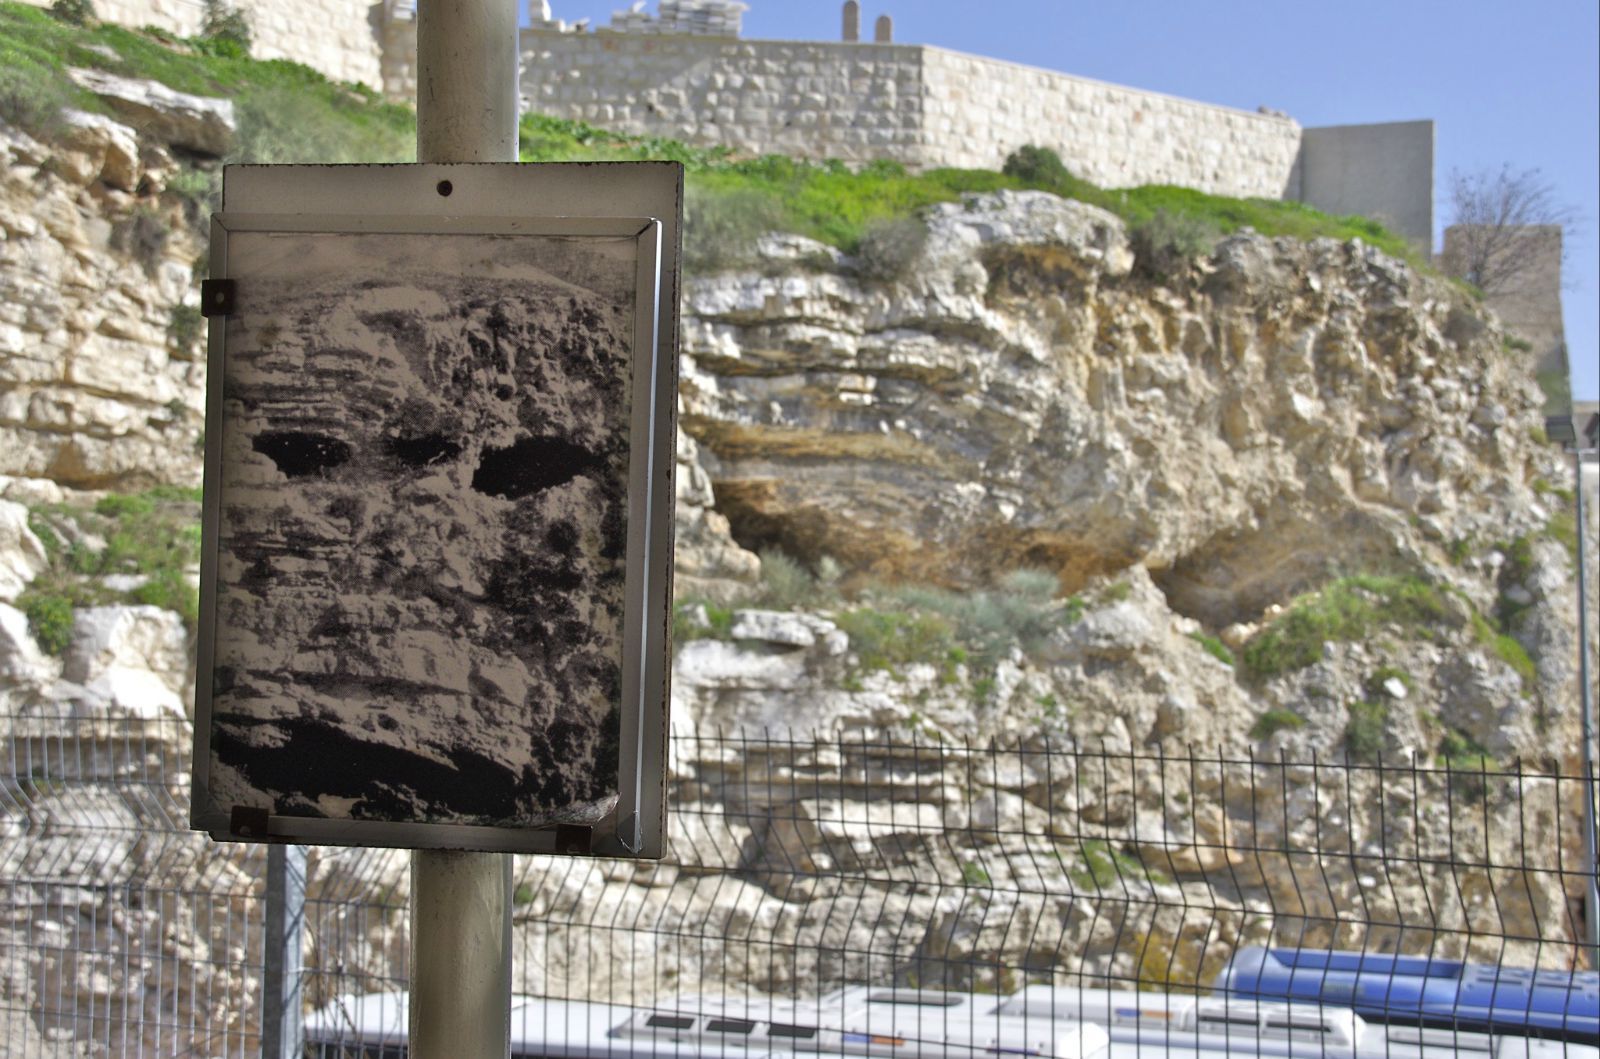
(189, 164, 681, 857)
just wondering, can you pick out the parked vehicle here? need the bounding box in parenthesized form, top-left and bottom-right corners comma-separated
(1213, 947, 1599, 1043)
(306, 979, 1598, 1059)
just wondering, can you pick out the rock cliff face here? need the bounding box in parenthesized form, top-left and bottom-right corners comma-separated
(678, 191, 1586, 759)
(1, 106, 1596, 1045)
(0, 120, 204, 490)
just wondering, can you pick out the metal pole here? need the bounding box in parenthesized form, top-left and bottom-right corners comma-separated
(1576, 445, 1599, 964)
(261, 844, 306, 1059)
(418, 0, 519, 164)
(411, 2, 519, 1057)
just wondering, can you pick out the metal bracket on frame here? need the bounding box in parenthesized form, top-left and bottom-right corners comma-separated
(200, 278, 237, 317)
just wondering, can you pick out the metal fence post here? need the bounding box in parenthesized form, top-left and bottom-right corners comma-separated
(262, 844, 307, 1059)
(1575, 444, 1599, 965)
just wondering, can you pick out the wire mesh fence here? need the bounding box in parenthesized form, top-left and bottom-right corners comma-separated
(1, 716, 1595, 1056)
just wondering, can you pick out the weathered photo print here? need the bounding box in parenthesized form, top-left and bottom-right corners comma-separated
(202, 231, 638, 832)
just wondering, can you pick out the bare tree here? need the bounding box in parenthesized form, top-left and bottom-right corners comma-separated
(1442, 165, 1578, 295)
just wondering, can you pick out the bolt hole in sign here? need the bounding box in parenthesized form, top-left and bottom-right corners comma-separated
(190, 163, 681, 858)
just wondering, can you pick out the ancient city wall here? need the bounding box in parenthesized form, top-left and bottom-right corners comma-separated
(16, 0, 386, 91)
(17, 2, 1432, 245)
(518, 30, 934, 166)
(919, 47, 1302, 198)
(516, 30, 1306, 198)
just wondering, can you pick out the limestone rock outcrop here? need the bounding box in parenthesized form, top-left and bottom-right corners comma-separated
(0, 123, 205, 490)
(681, 192, 1556, 622)
(0, 110, 1594, 1036)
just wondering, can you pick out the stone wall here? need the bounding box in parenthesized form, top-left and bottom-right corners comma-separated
(918, 47, 1302, 198)
(18, 2, 1427, 226)
(16, 0, 387, 92)
(519, 31, 932, 166)
(516, 30, 1305, 198)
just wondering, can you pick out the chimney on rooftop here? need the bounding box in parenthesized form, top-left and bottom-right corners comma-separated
(874, 13, 892, 42)
(842, 1, 860, 42)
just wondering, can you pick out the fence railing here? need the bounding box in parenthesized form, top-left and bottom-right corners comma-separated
(1, 715, 1594, 1056)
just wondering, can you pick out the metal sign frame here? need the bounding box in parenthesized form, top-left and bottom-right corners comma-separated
(189, 163, 681, 858)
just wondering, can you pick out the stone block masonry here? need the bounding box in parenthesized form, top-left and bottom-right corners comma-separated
(919, 48, 1301, 199)
(519, 32, 932, 167)
(517, 30, 1304, 201)
(16, 0, 386, 93)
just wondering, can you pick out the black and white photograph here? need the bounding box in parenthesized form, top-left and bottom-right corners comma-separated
(200, 230, 641, 833)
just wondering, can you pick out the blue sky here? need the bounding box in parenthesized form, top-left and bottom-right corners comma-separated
(527, 1, 1599, 401)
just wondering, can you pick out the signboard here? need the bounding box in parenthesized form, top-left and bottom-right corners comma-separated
(189, 163, 681, 857)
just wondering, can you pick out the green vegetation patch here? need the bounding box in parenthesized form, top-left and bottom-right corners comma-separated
(1469, 611, 1538, 690)
(876, 569, 1070, 676)
(1241, 574, 1455, 679)
(20, 487, 203, 652)
(1187, 631, 1234, 667)
(1248, 708, 1306, 741)
(1435, 727, 1500, 801)
(1343, 700, 1389, 762)
(834, 607, 961, 679)
(1068, 839, 1168, 890)
(671, 600, 735, 647)
(520, 122, 1418, 264)
(0, 1, 413, 162)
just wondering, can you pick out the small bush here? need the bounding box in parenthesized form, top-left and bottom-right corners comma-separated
(856, 216, 927, 282)
(1069, 839, 1166, 890)
(1099, 579, 1132, 603)
(27, 511, 60, 556)
(1188, 631, 1234, 666)
(1436, 728, 1498, 801)
(1499, 534, 1535, 584)
(1002, 144, 1073, 188)
(671, 600, 734, 647)
(1344, 700, 1388, 762)
(1437, 727, 1493, 768)
(95, 492, 156, 519)
(48, 0, 94, 26)
(885, 569, 1064, 676)
(1130, 208, 1220, 281)
(132, 568, 198, 624)
(1248, 708, 1306, 741)
(684, 185, 783, 272)
(835, 607, 959, 677)
(756, 549, 821, 610)
(0, 62, 72, 135)
(1241, 574, 1455, 679)
(200, 0, 252, 55)
(26, 488, 206, 632)
(1470, 611, 1538, 691)
(20, 593, 74, 655)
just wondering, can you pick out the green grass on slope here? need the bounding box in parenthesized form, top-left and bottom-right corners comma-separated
(0, 1, 414, 162)
(1, 0, 1417, 263)
(520, 112, 1419, 262)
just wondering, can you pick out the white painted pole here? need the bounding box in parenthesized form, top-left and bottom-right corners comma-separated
(418, 0, 519, 165)
(411, 2, 519, 1056)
